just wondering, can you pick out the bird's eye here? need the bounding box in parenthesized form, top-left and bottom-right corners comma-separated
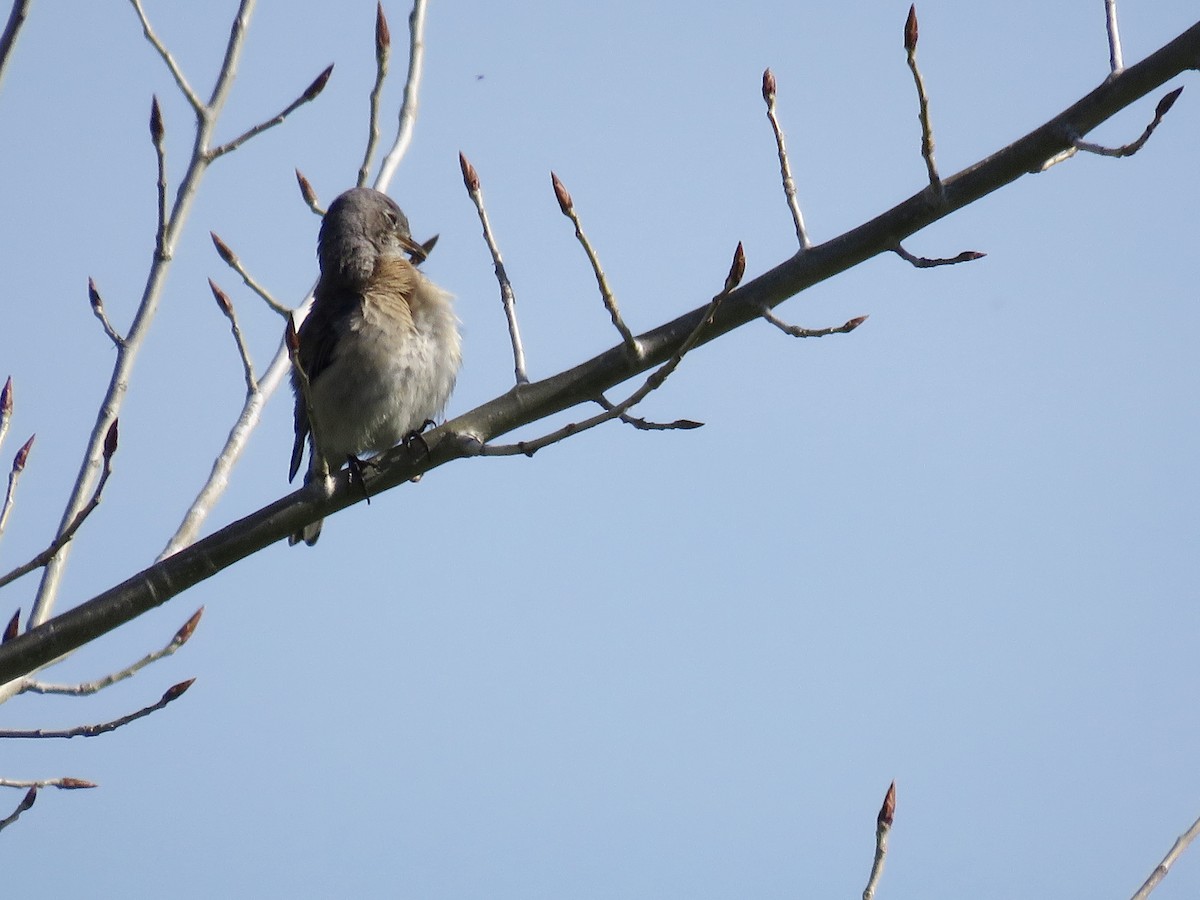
(384, 210, 399, 230)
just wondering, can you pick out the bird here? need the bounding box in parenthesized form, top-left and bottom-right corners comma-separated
(288, 187, 461, 546)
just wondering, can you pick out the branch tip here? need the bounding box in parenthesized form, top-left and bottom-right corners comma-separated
(904, 5, 918, 52)
(56, 778, 98, 790)
(0, 376, 10, 417)
(163, 678, 196, 702)
(724, 242, 746, 293)
(13, 434, 34, 472)
(761, 67, 776, 102)
(459, 151, 480, 192)
(87, 277, 103, 312)
(878, 780, 897, 828)
(208, 279, 233, 316)
(173, 607, 204, 646)
(149, 95, 164, 144)
(1157, 85, 1184, 118)
(210, 232, 236, 266)
(295, 169, 320, 212)
(19, 786, 36, 811)
(303, 64, 334, 102)
(551, 171, 573, 215)
(375, 1, 391, 56)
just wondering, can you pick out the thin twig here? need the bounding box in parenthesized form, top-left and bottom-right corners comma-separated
(128, 0, 203, 113)
(151, 96, 168, 260)
(760, 308, 867, 339)
(1130, 811, 1200, 900)
(0, 679, 195, 739)
(1074, 87, 1184, 158)
(208, 280, 256, 391)
(0, 424, 115, 591)
(904, 5, 942, 195)
(551, 172, 640, 356)
(0, 777, 96, 790)
(0, 376, 11, 454)
(358, 2, 391, 187)
(863, 781, 896, 900)
(0, 786, 36, 833)
(892, 243, 985, 268)
(761, 68, 811, 249)
(87, 278, 126, 346)
(209, 64, 331, 160)
(375, 0, 428, 191)
(460, 152, 528, 385)
(23, 609, 201, 697)
(1105, 0, 1124, 74)
(595, 396, 703, 432)
(0, 435, 33, 543)
(0, 0, 33, 95)
(210, 232, 290, 317)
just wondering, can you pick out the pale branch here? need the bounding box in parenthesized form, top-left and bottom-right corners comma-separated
(0, 678, 194, 739)
(1130, 811, 1200, 899)
(358, 1, 391, 187)
(1106, 0, 1124, 74)
(0, 423, 116, 591)
(210, 232, 290, 318)
(0, 0, 32, 94)
(1039, 86, 1184, 171)
(904, 5, 942, 195)
(862, 781, 896, 900)
(296, 168, 325, 216)
(87, 278, 126, 347)
(760, 308, 867, 339)
(0, 777, 96, 790)
(595, 396, 703, 432)
(552, 171, 640, 356)
(208, 280, 257, 392)
(208, 64, 332, 160)
(129, 0, 203, 113)
(0, 20, 1196, 684)
(761, 68, 811, 249)
(22, 608, 201, 697)
(27, 0, 259, 630)
(0, 786, 35, 833)
(460, 152, 529, 385)
(375, 0, 429, 191)
(0, 435, 33, 543)
(892, 243, 985, 268)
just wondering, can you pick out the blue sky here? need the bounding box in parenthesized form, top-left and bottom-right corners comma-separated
(2, 2, 1198, 897)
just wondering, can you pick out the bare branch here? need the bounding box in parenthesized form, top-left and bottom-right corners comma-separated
(461, 151, 528, 385)
(208, 64, 333, 160)
(892, 243, 985, 268)
(210, 231, 290, 318)
(0, 679, 194, 739)
(904, 5, 942, 195)
(0, 0, 33, 95)
(0, 424, 115, 591)
(761, 308, 867, 339)
(1105, 0, 1124, 74)
(358, 2, 391, 187)
(0, 777, 96, 790)
(87, 278, 126, 347)
(151, 95, 168, 259)
(0, 434, 34, 543)
(375, 0, 429, 191)
(862, 781, 896, 900)
(761, 68, 811, 249)
(295, 168, 325, 216)
(1074, 87, 1184, 158)
(0, 786, 36, 833)
(551, 171, 640, 356)
(1130, 811, 1200, 900)
(594, 395, 703, 432)
(128, 0, 204, 113)
(208, 279, 256, 391)
(22, 609, 202, 697)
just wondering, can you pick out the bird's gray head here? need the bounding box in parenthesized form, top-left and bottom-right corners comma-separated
(318, 188, 425, 287)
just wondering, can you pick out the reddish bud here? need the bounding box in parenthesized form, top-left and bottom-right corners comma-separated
(303, 64, 334, 102)
(87, 277, 103, 313)
(163, 678, 196, 703)
(375, 2, 391, 57)
(878, 781, 896, 828)
(208, 279, 233, 317)
(57, 778, 98, 790)
(210, 232, 237, 266)
(761, 68, 776, 103)
(295, 169, 319, 210)
(13, 434, 34, 472)
(173, 607, 204, 646)
(1156, 86, 1184, 119)
(19, 786, 37, 812)
(149, 95, 164, 144)
(103, 419, 119, 460)
(1, 376, 11, 418)
(2, 608, 18, 644)
(724, 242, 746, 293)
(845, 315, 869, 331)
(550, 171, 573, 215)
(459, 151, 480, 192)
(904, 5, 918, 53)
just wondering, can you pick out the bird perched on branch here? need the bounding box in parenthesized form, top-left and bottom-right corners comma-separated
(288, 187, 461, 546)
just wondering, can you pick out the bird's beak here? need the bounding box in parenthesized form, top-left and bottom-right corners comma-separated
(398, 232, 428, 264)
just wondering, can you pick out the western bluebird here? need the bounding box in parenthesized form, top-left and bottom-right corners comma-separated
(288, 188, 461, 545)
